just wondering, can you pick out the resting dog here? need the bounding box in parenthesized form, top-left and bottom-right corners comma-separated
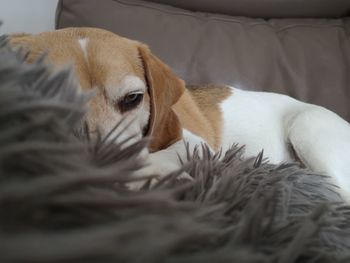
(10, 27, 350, 200)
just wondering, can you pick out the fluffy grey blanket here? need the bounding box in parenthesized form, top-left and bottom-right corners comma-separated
(0, 36, 350, 263)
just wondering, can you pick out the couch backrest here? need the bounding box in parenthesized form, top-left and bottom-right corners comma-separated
(56, 0, 350, 122)
(147, 0, 350, 18)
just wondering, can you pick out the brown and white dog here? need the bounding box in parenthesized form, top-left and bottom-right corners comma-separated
(10, 27, 350, 200)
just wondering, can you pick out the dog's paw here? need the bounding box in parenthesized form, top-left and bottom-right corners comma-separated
(127, 152, 191, 190)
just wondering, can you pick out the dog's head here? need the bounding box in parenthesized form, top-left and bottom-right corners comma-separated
(10, 28, 184, 151)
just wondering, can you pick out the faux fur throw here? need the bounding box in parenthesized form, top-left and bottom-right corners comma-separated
(0, 36, 350, 263)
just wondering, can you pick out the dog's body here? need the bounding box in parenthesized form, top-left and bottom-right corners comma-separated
(10, 27, 350, 200)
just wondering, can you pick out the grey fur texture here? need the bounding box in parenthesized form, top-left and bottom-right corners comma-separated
(0, 36, 349, 263)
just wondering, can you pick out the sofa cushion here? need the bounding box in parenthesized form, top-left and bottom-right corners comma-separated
(148, 0, 350, 18)
(56, 0, 350, 122)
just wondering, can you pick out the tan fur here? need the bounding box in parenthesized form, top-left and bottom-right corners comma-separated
(10, 28, 145, 88)
(9, 27, 228, 152)
(174, 85, 232, 151)
(10, 28, 147, 135)
(138, 45, 185, 151)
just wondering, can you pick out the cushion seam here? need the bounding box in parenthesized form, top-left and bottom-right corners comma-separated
(113, 0, 348, 31)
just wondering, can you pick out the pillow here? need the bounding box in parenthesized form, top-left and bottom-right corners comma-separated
(56, 0, 350, 122)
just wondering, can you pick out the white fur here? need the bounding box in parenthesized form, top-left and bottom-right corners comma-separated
(220, 87, 299, 163)
(142, 129, 210, 174)
(106, 75, 146, 101)
(78, 38, 89, 62)
(100, 75, 149, 151)
(130, 129, 198, 189)
(182, 129, 213, 154)
(219, 87, 350, 201)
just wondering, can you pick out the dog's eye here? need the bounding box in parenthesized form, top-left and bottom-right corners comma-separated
(118, 91, 144, 112)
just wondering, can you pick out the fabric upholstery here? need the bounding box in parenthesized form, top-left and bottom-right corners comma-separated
(56, 0, 350, 122)
(147, 0, 350, 18)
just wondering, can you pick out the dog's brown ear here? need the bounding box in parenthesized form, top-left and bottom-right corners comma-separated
(138, 45, 185, 152)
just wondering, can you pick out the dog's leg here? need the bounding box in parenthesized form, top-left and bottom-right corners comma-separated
(128, 140, 189, 189)
(287, 105, 350, 201)
(130, 129, 210, 189)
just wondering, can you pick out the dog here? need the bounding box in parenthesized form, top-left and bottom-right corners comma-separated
(10, 27, 350, 200)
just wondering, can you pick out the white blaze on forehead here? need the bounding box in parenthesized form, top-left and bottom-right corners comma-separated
(78, 38, 89, 62)
(106, 75, 146, 101)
